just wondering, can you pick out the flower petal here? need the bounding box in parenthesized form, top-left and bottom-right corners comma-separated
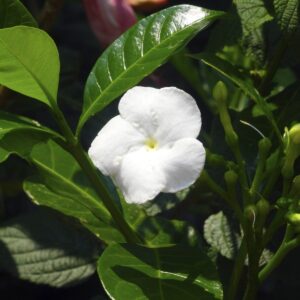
(158, 138, 205, 193)
(114, 148, 166, 204)
(88, 116, 144, 176)
(118, 86, 201, 144)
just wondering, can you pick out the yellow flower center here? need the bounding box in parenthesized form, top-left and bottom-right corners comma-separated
(145, 138, 158, 150)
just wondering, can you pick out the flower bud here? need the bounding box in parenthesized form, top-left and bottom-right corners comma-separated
(290, 175, 300, 198)
(128, 0, 168, 12)
(83, 0, 137, 47)
(287, 213, 300, 225)
(213, 81, 228, 104)
(224, 170, 238, 186)
(258, 137, 272, 157)
(256, 198, 270, 219)
(287, 213, 300, 232)
(282, 124, 300, 179)
(244, 205, 257, 224)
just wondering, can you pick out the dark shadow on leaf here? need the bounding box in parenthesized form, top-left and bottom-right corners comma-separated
(112, 265, 216, 300)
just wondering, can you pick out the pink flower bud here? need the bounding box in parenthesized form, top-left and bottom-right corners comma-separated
(128, 0, 168, 12)
(83, 0, 137, 47)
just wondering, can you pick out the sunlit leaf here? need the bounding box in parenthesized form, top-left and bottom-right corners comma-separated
(77, 5, 224, 134)
(0, 26, 59, 107)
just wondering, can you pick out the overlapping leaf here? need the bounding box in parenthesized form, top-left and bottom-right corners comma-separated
(77, 5, 224, 134)
(0, 111, 61, 162)
(234, 0, 273, 34)
(0, 26, 59, 107)
(98, 244, 223, 300)
(0, 0, 37, 28)
(23, 140, 125, 243)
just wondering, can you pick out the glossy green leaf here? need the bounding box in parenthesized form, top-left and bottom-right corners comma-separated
(0, 209, 100, 287)
(24, 176, 124, 243)
(0, 26, 59, 106)
(0, 111, 62, 163)
(0, 111, 59, 139)
(0, 0, 37, 28)
(274, 0, 299, 33)
(121, 195, 200, 246)
(98, 244, 223, 300)
(77, 5, 224, 134)
(138, 217, 200, 247)
(23, 140, 125, 243)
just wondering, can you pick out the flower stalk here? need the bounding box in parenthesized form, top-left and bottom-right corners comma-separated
(51, 103, 142, 244)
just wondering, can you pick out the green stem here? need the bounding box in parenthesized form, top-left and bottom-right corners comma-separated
(242, 221, 260, 300)
(226, 238, 247, 300)
(201, 171, 243, 220)
(259, 226, 299, 283)
(51, 105, 142, 244)
(250, 139, 271, 200)
(200, 170, 228, 200)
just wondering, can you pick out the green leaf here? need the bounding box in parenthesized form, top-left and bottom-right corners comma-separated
(138, 217, 200, 247)
(0, 111, 59, 139)
(274, 0, 299, 33)
(191, 52, 259, 100)
(98, 244, 223, 300)
(0, 0, 37, 28)
(0, 147, 9, 163)
(204, 212, 272, 266)
(204, 211, 240, 260)
(191, 53, 280, 138)
(121, 195, 200, 247)
(23, 140, 125, 243)
(0, 26, 60, 106)
(77, 5, 224, 134)
(234, 0, 273, 34)
(0, 209, 100, 287)
(24, 176, 124, 243)
(0, 111, 62, 163)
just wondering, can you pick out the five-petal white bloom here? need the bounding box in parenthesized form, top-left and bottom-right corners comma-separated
(88, 86, 206, 204)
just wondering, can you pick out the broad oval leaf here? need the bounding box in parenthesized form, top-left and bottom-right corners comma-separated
(0, 209, 100, 287)
(77, 5, 224, 134)
(98, 244, 223, 300)
(0, 26, 60, 107)
(0, 0, 37, 28)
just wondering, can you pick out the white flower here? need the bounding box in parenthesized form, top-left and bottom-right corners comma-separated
(88, 86, 206, 204)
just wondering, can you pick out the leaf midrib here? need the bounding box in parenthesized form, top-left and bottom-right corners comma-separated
(78, 9, 220, 132)
(0, 27, 56, 106)
(32, 158, 110, 221)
